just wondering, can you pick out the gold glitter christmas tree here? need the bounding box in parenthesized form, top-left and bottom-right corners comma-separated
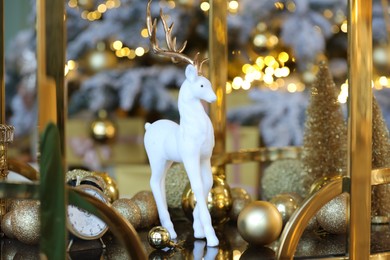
(371, 95, 390, 220)
(301, 62, 347, 183)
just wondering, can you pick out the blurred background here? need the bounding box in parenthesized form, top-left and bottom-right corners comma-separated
(4, 0, 390, 198)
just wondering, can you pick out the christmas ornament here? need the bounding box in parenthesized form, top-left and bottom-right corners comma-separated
(371, 96, 390, 222)
(316, 193, 348, 234)
(90, 109, 116, 143)
(132, 190, 158, 228)
(147, 226, 176, 249)
(66, 168, 94, 185)
(239, 246, 275, 260)
(112, 198, 142, 230)
(269, 192, 302, 226)
(301, 62, 347, 182)
(144, 0, 219, 247)
(182, 175, 232, 225)
(229, 187, 252, 222)
(80, 174, 106, 191)
(165, 163, 189, 209)
(262, 159, 311, 200)
(1, 212, 14, 238)
(306, 216, 319, 232)
(237, 201, 283, 245)
(12, 200, 40, 245)
(94, 172, 119, 203)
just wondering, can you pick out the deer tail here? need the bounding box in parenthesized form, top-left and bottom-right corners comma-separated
(145, 122, 151, 130)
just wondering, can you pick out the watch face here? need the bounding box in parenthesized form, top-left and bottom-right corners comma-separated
(67, 185, 109, 240)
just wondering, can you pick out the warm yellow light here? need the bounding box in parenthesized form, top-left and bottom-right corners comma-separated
(115, 50, 123, 57)
(113, 0, 121, 8)
(341, 20, 347, 33)
(229, 1, 239, 10)
(253, 34, 267, 47)
(263, 74, 274, 84)
(242, 80, 251, 90)
(265, 66, 274, 75)
(200, 2, 210, 11)
(232, 77, 243, 89)
(141, 28, 149, 38)
(67, 60, 76, 70)
(242, 64, 251, 74)
(127, 49, 136, 59)
(106, 0, 115, 9)
(68, 0, 77, 8)
(286, 1, 296, 12)
(121, 47, 130, 56)
(112, 40, 123, 51)
(279, 67, 290, 77)
(332, 25, 340, 34)
(135, 47, 145, 56)
(64, 64, 69, 76)
(267, 35, 279, 47)
(323, 9, 333, 19)
(167, 0, 176, 8)
(226, 82, 232, 94)
(253, 70, 262, 80)
(379, 76, 388, 86)
(278, 52, 289, 63)
(98, 4, 107, 13)
(264, 56, 276, 67)
(274, 2, 284, 9)
(274, 68, 282, 78)
(81, 11, 88, 19)
(245, 73, 255, 83)
(338, 82, 349, 103)
(255, 57, 265, 69)
(287, 83, 297, 93)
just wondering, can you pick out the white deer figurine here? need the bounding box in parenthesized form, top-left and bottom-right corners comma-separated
(144, 0, 219, 247)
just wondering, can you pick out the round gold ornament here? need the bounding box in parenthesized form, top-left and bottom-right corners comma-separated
(132, 191, 158, 228)
(148, 226, 175, 249)
(94, 172, 119, 202)
(269, 192, 302, 226)
(165, 163, 189, 209)
(229, 187, 252, 222)
(316, 193, 348, 234)
(90, 110, 117, 143)
(80, 175, 106, 191)
(262, 159, 311, 200)
(182, 175, 232, 225)
(12, 200, 40, 245)
(112, 198, 142, 230)
(66, 169, 93, 185)
(237, 201, 283, 246)
(1, 212, 14, 238)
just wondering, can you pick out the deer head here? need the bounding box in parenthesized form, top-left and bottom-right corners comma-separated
(183, 64, 216, 103)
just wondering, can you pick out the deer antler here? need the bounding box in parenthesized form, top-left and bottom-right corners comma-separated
(146, 0, 208, 74)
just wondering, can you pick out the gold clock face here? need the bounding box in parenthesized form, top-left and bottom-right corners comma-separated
(67, 185, 109, 240)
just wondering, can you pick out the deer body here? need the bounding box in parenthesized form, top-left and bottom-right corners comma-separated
(144, 64, 219, 247)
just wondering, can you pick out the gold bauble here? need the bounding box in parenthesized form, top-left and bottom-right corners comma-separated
(165, 163, 189, 209)
(237, 201, 283, 246)
(90, 110, 117, 143)
(182, 175, 232, 225)
(262, 159, 311, 200)
(112, 198, 142, 230)
(147, 226, 174, 249)
(66, 169, 94, 185)
(316, 193, 348, 234)
(94, 172, 119, 202)
(269, 192, 302, 226)
(132, 191, 158, 228)
(80, 175, 106, 191)
(1, 212, 14, 238)
(86, 49, 117, 72)
(12, 200, 40, 245)
(309, 175, 342, 194)
(229, 187, 252, 222)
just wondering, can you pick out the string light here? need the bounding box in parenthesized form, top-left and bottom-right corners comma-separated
(68, 0, 121, 21)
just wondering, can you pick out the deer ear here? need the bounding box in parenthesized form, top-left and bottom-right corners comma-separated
(185, 64, 197, 82)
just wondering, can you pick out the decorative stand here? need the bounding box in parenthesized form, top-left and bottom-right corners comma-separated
(0, 124, 14, 224)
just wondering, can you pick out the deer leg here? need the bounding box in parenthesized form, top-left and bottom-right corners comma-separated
(193, 203, 205, 239)
(150, 160, 177, 239)
(200, 159, 219, 247)
(183, 156, 219, 247)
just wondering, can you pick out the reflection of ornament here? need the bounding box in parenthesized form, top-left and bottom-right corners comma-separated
(165, 163, 189, 209)
(182, 176, 232, 225)
(112, 198, 142, 230)
(1, 212, 14, 238)
(239, 245, 276, 260)
(316, 193, 348, 234)
(132, 191, 158, 228)
(229, 187, 252, 222)
(12, 200, 40, 245)
(94, 172, 119, 203)
(237, 201, 282, 245)
(262, 159, 311, 200)
(270, 193, 302, 226)
(90, 110, 117, 143)
(148, 226, 175, 250)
